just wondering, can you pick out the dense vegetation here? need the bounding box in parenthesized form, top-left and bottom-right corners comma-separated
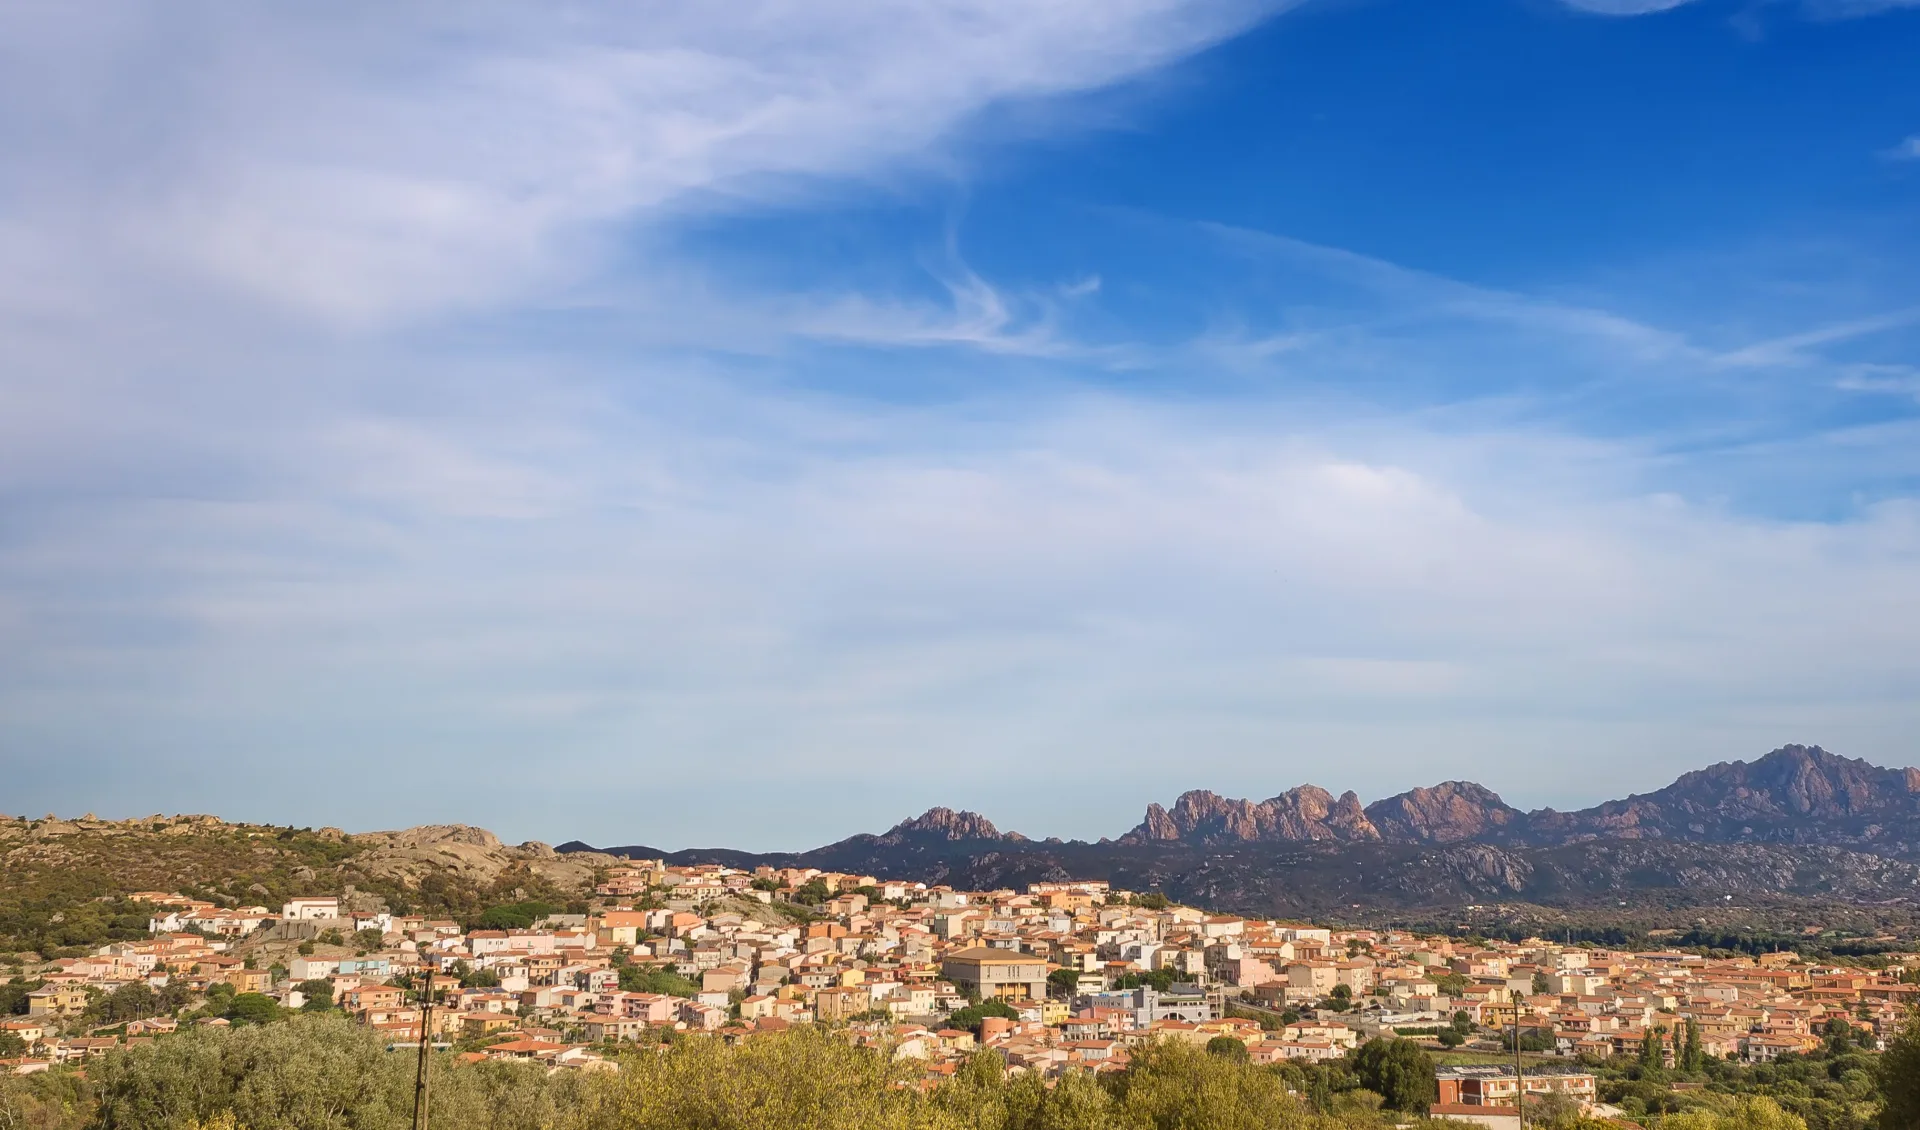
(1574, 1018, 1899, 1130)
(613, 964, 701, 997)
(6, 1006, 1913, 1130)
(0, 1016, 1423, 1130)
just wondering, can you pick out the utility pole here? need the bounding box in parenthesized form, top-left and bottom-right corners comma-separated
(413, 963, 433, 1130)
(1512, 1009, 1526, 1130)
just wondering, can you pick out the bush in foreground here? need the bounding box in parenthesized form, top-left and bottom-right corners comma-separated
(52, 1014, 1413, 1130)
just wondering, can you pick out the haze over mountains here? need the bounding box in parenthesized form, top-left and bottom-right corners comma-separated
(563, 746, 1920, 918)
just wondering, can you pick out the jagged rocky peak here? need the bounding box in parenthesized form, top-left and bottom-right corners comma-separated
(1365, 780, 1526, 844)
(1124, 745, 1920, 849)
(1524, 744, 1920, 845)
(1678, 744, 1906, 816)
(883, 807, 1022, 842)
(1125, 786, 1380, 844)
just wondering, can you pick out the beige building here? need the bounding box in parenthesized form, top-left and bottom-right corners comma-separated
(941, 947, 1049, 1002)
(815, 985, 873, 1022)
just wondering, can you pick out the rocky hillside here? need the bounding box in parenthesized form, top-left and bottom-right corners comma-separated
(1120, 786, 1379, 844)
(0, 814, 615, 957)
(873, 807, 1024, 844)
(583, 822, 1920, 922)
(1363, 781, 1528, 844)
(1527, 745, 1920, 847)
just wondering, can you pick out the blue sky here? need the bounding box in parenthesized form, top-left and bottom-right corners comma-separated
(2, 0, 1919, 850)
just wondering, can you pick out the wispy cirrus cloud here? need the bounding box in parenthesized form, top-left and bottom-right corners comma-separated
(1557, 0, 1695, 14)
(0, 0, 1284, 327)
(1559, 0, 1920, 15)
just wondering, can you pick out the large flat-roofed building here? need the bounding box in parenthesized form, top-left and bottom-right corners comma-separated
(1435, 1066, 1597, 1108)
(941, 946, 1049, 1002)
(1134, 985, 1213, 1026)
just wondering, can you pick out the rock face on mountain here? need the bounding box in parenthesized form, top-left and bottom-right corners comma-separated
(875, 808, 1022, 844)
(1529, 745, 1920, 847)
(1122, 787, 1379, 845)
(351, 824, 616, 890)
(1365, 781, 1527, 844)
(1112, 747, 1920, 851)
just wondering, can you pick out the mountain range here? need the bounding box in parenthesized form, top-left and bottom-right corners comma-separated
(562, 745, 1920, 920)
(1119, 744, 1920, 849)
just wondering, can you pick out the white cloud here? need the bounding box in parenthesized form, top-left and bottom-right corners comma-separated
(0, 0, 1279, 326)
(1711, 306, 1920, 369)
(5, 331, 1920, 844)
(1556, 0, 1696, 14)
(1886, 135, 1920, 160)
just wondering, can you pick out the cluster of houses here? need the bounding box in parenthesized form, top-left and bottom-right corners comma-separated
(4, 864, 1915, 1105)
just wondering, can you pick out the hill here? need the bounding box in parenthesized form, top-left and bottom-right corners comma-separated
(0, 813, 617, 958)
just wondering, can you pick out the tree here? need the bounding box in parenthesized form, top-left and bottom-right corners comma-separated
(1682, 1018, 1704, 1071)
(353, 928, 384, 952)
(1529, 1089, 1584, 1130)
(1351, 1036, 1437, 1112)
(1027, 1068, 1115, 1130)
(1880, 1007, 1920, 1130)
(1119, 1038, 1294, 1128)
(0, 979, 46, 1017)
(1532, 972, 1552, 996)
(200, 982, 236, 1015)
(1663, 1096, 1807, 1130)
(1205, 1035, 1249, 1061)
(455, 961, 501, 989)
(223, 993, 280, 1026)
(0, 1030, 24, 1057)
(1308, 1065, 1333, 1113)
(296, 979, 334, 1011)
(1640, 1025, 1665, 1073)
(1046, 968, 1080, 998)
(1131, 892, 1169, 910)
(1111, 969, 1176, 993)
(1452, 1009, 1475, 1034)
(88, 1013, 589, 1130)
(477, 901, 561, 930)
(617, 964, 698, 997)
(89, 980, 155, 1024)
(602, 1023, 937, 1130)
(155, 981, 194, 1014)
(944, 998, 1020, 1035)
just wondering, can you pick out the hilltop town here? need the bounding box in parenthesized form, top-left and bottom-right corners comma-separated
(5, 853, 1915, 1126)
